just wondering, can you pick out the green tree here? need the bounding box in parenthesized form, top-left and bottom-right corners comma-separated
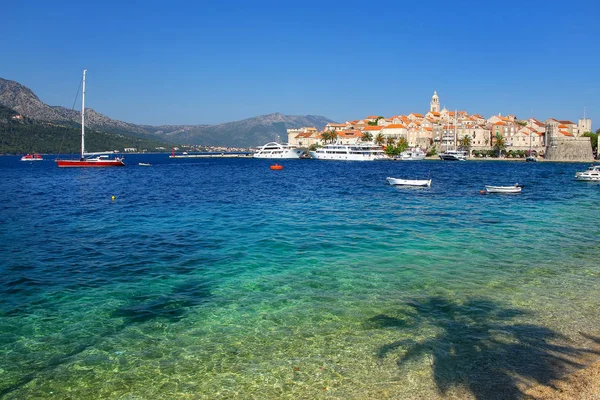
(396, 137, 409, 153)
(320, 131, 331, 144)
(328, 130, 338, 144)
(367, 116, 385, 126)
(459, 135, 472, 152)
(375, 133, 385, 146)
(386, 136, 396, 147)
(361, 132, 373, 142)
(583, 131, 598, 155)
(493, 133, 506, 157)
(427, 145, 437, 157)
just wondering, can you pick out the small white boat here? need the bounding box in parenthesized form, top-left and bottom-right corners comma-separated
(575, 165, 600, 181)
(485, 184, 522, 194)
(20, 153, 43, 161)
(138, 162, 151, 166)
(386, 177, 432, 187)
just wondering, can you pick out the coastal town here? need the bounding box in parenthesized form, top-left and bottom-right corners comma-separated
(287, 92, 596, 161)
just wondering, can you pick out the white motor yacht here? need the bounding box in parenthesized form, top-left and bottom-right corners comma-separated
(575, 165, 600, 181)
(399, 147, 426, 160)
(253, 142, 307, 159)
(310, 143, 388, 161)
(439, 150, 467, 161)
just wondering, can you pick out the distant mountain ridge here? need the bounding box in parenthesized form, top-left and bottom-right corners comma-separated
(0, 77, 335, 147)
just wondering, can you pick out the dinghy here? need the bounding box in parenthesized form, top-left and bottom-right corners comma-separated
(484, 184, 522, 194)
(386, 177, 431, 187)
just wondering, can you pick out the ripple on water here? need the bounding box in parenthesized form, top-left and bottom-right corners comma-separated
(0, 157, 599, 399)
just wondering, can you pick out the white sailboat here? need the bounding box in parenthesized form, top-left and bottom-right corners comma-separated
(439, 111, 467, 161)
(525, 118, 537, 162)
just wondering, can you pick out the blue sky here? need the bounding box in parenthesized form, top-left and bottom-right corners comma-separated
(1, 0, 598, 128)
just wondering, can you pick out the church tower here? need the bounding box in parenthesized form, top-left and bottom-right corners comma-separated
(430, 91, 440, 113)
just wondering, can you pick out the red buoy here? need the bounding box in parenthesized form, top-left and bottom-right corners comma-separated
(270, 163, 283, 170)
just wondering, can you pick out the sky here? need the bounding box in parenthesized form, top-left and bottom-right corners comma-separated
(1, 0, 599, 129)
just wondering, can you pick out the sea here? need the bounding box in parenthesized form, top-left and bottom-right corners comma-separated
(1, 154, 599, 399)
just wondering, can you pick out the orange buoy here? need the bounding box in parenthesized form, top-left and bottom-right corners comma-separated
(480, 189, 486, 195)
(270, 163, 283, 170)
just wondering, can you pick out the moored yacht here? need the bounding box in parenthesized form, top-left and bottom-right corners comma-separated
(253, 142, 307, 159)
(439, 150, 467, 161)
(310, 143, 388, 161)
(399, 147, 426, 160)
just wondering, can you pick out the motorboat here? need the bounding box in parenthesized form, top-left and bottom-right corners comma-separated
(138, 162, 151, 166)
(439, 150, 467, 161)
(484, 184, 522, 194)
(254, 142, 307, 159)
(398, 147, 426, 160)
(56, 70, 125, 168)
(575, 165, 600, 181)
(386, 177, 431, 187)
(310, 143, 388, 161)
(20, 153, 43, 161)
(269, 163, 284, 170)
(525, 155, 538, 162)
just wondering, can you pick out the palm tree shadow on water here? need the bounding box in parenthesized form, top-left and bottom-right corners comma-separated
(368, 296, 600, 400)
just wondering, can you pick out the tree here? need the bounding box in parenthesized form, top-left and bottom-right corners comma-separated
(361, 132, 373, 142)
(375, 133, 385, 146)
(459, 135, 472, 152)
(493, 133, 506, 157)
(320, 131, 331, 144)
(583, 131, 598, 155)
(367, 116, 385, 126)
(396, 137, 409, 153)
(328, 130, 338, 144)
(386, 136, 396, 147)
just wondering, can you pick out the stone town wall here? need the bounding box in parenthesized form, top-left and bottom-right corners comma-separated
(545, 136, 594, 162)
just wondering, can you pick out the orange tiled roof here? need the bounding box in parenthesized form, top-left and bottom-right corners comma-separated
(363, 125, 383, 131)
(366, 115, 379, 119)
(383, 124, 406, 129)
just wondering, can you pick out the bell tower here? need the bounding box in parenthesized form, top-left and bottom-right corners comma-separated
(430, 91, 440, 113)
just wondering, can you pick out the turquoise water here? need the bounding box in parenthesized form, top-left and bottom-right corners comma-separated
(1, 156, 600, 399)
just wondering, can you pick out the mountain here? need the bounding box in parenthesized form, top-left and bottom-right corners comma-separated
(0, 104, 169, 154)
(0, 77, 336, 147)
(0, 78, 153, 137)
(154, 113, 335, 147)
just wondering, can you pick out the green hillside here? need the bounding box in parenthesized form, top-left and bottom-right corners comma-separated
(0, 105, 171, 154)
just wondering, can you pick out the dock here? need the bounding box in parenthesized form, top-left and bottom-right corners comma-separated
(169, 152, 254, 159)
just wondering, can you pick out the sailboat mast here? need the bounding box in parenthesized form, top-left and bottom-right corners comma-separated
(454, 109, 457, 151)
(81, 69, 86, 160)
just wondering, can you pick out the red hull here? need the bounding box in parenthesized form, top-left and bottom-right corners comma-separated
(56, 159, 125, 167)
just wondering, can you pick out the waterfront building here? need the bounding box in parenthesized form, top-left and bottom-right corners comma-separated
(287, 126, 318, 147)
(380, 124, 407, 141)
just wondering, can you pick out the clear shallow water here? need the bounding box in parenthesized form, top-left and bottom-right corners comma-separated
(1, 155, 600, 399)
